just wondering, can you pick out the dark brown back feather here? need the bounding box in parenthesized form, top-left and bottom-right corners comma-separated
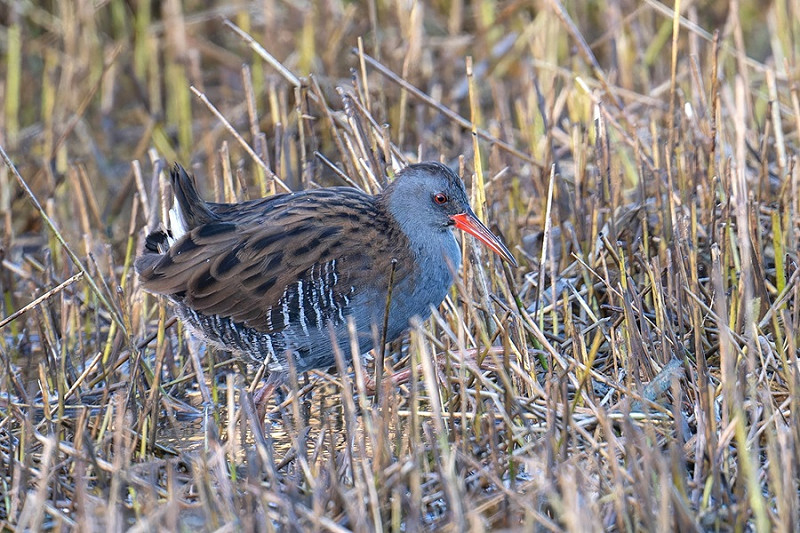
(137, 185, 414, 335)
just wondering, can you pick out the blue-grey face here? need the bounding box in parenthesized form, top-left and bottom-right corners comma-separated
(384, 162, 517, 266)
(384, 162, 470, 229)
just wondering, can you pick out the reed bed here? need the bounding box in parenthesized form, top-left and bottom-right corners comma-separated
(1, 1, 799, 531)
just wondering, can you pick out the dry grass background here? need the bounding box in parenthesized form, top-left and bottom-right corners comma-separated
(1, 0, 799, 531)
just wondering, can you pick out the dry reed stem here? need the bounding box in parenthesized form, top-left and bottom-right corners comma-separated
(2, 1, 800, 531)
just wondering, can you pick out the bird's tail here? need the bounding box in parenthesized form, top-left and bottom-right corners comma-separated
(167, 163, 218, 240)
(135, 163, 218, 275)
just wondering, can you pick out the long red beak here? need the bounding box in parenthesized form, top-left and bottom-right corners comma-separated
(451, 212, 517, 267)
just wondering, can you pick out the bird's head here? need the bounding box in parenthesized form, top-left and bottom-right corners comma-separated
(383, 162, 517, 267)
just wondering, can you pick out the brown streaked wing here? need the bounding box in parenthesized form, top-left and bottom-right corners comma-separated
(140, 187, 413, 335)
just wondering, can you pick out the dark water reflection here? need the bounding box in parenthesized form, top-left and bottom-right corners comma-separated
(1, 336, 349, 463)
(155, 377, 349, 461)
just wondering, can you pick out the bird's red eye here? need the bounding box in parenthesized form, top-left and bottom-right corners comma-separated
(434, 193, 448, 204)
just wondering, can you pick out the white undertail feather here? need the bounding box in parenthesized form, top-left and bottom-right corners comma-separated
(167, 194, 188, 245)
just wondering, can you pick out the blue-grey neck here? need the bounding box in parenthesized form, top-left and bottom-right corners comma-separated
(382, 187, 462, 338)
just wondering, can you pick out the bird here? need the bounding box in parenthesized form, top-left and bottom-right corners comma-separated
(136, 161, 516, 388)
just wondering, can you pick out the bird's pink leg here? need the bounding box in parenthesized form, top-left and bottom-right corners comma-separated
(253, 373, 283, 424)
